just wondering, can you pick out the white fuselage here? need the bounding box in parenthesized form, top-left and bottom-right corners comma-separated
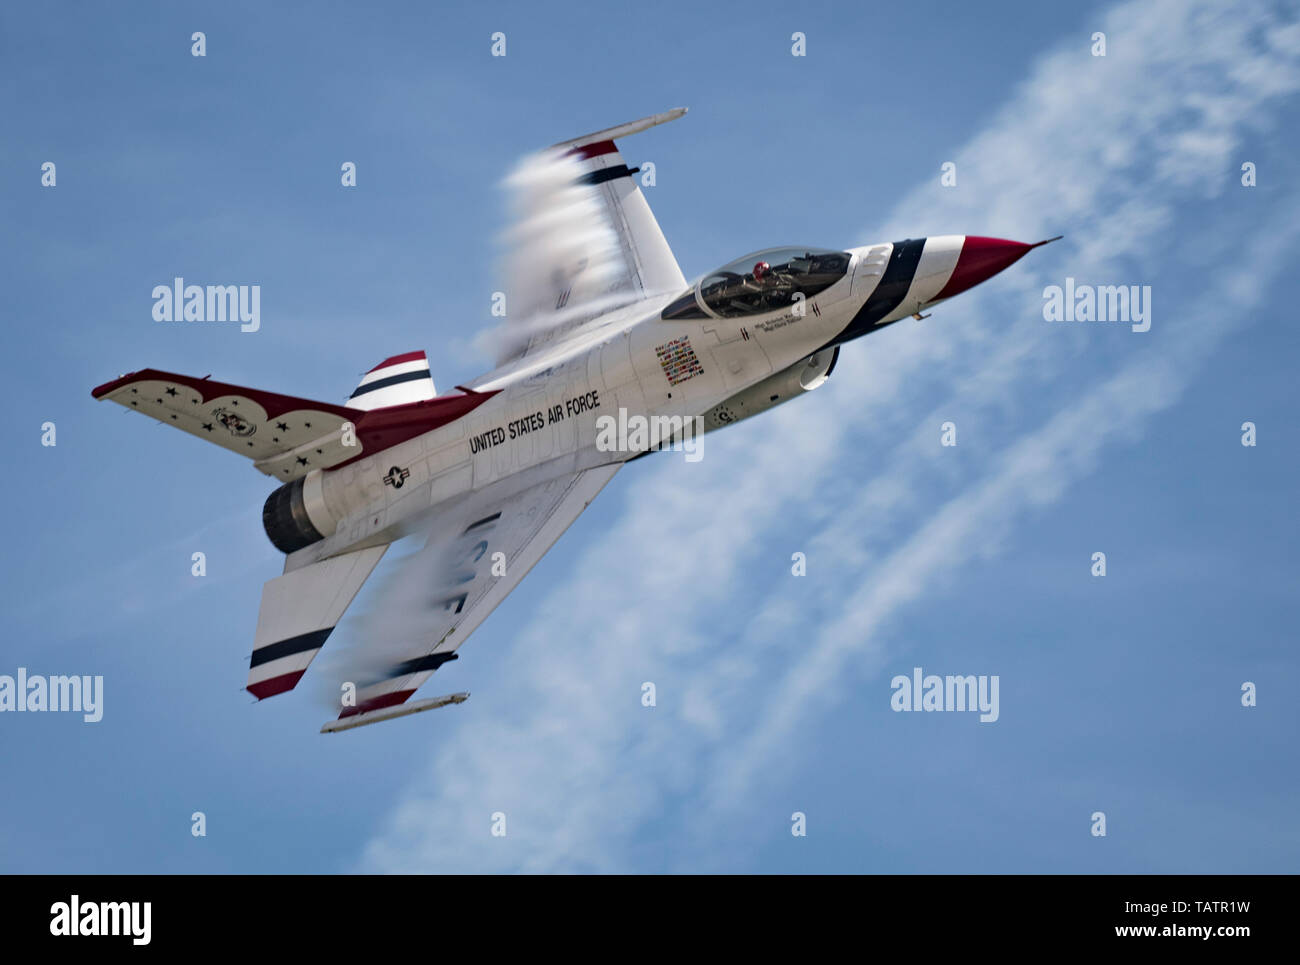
(284, 238, 966, 572)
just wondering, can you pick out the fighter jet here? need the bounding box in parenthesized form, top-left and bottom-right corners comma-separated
(92, 108, 1055, 732)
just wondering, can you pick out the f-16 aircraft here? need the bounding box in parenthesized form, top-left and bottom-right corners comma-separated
(92, 108, 1055, 732)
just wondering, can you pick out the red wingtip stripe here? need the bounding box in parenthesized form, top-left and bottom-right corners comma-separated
(367, 351, 427, 374)
(570, 139, 618, 160)
(247, 671, 307, 700)
(338, 689, 416, 719)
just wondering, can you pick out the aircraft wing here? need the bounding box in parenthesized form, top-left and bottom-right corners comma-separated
(91, 368, 494, 482)
(322, 461, 621, 729)
(496, 108, 688, 365)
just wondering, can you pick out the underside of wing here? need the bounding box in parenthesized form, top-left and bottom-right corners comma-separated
(494, 108, 688, 365)
(93, 369, 365, 481)
(93, 368, 497, 482)
(323, 462, 621, 727)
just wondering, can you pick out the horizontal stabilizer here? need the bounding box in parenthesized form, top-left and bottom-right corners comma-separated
(247, 544, 388, 699)
(92, 368, 498, 482)
(92, 369, 365, 482)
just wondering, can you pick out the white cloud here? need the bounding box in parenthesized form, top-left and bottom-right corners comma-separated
(360, 0, 1300, 872)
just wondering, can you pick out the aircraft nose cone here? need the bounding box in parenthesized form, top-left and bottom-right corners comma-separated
(934, 236, 1037, 300)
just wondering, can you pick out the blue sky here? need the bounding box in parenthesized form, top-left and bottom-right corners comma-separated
(2, 0, 1298, 873)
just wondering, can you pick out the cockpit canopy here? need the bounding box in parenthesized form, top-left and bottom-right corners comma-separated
(662, 246, 852, 320)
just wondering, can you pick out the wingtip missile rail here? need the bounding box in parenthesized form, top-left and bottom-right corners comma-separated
(320, 692, 470, 734)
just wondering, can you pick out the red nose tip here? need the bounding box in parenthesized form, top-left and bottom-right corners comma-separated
(935, 236, 1053, 300)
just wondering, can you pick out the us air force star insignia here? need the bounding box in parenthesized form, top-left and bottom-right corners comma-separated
(383, 466, 410, 489)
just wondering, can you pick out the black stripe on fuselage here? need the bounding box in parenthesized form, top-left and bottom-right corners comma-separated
(250, 628, 333, 668)
(350, 369, 431, 399)
(828, 238, 927, 347)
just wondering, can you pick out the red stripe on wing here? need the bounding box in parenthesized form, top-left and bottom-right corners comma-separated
(247, 671, 307, 700)
(339, 689, 416, 719)
(570, 139, 617, 160)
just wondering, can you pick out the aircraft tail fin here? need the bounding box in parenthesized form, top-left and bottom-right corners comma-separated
(348, 351, 436, 411)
